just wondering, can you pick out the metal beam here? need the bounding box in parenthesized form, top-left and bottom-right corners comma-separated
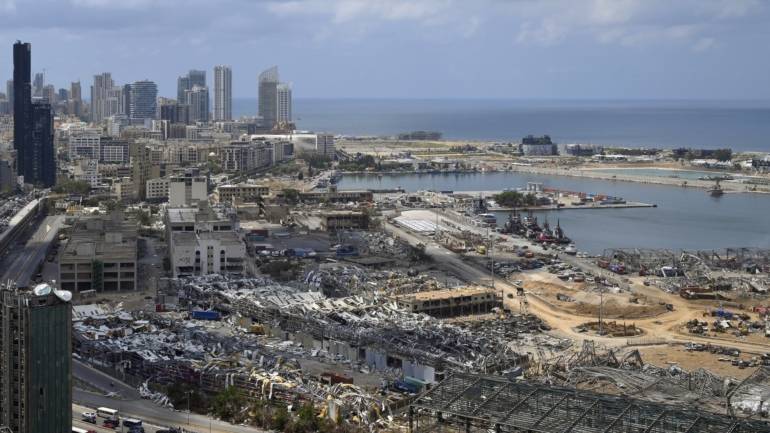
(561, 399, 599, 433)
(601, 403, 635, 433)
(642, 410, 668, 433)
(497, 387, 539, 425)
(442, 377, 483, 411)
(532, 393, 570, 427)
(469, 381, 511, 416)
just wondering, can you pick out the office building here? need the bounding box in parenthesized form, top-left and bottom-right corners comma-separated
(277, 82, 292, 124)
(160, 99, 190, 125)
(213, 65, 232, 121)
(59, 213, 138, 292)
(69, 81, 83, 118)
(42, 84, 56, 104)
(68, 129, 101, 160)
(165, 203, 244, 278)
(168, 169, 208, 207)
(127, 80, 157, 122)
(221, 140, 273, 173)
(185, 85, 209, 123)
(258, 66, 279, 128)
(99, 137, 130, 164)
(13, 41, 32, 180)
(0, 283, 72, 433)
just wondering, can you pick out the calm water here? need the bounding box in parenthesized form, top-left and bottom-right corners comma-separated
(234, 98, 770, 151)
(338, 172, 770, 254)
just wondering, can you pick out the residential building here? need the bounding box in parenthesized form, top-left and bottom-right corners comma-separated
(277, 82, 292, 124)
(30, 101, 56, 187)
(42, 84, 56, 104)
(5, 79, 12, 107)
(160, 100, 190, 125)
(90, 72, 114, 123)
(127, 80, 157, 122)
(272, 140, 294, 164)
(316, 133, 336, 158)
(99, 137, 130, 164)
(145, 177, 169, 201)
(185, 85, 209, 123)
(68, 129, 101, 160)
(177, 70, 206, 102)
(33, 71, 44, 97)
(0, 283, 72, 433)
(58, 212, 138, 292)
(213, 65, 232, 121)
(221, 140, 273, 173)
(258, 66, 279, 128)
(69, 159, 100, 187)
(13, 42, 33, 182)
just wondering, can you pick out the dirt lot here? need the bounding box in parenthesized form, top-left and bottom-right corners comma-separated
(638, 345, 757, 380)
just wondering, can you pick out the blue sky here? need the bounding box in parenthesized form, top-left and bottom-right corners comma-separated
(1, 0, 769, 99)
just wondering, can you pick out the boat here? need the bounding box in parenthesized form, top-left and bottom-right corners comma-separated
(564, 244, 577, 255)
(477, 213, 497, 226)
(708, 180, 724, 197)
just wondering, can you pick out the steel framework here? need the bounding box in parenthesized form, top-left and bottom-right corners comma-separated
(409, 373, 770, 433)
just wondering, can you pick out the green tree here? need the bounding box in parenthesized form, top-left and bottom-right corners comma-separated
(271, 405, 290, 431)
(211, 386, 244, 422)
(282, 189, 300, 205)
(52, 180, 91, 195)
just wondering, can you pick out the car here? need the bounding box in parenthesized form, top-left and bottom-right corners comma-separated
(81, 412, 96, 423)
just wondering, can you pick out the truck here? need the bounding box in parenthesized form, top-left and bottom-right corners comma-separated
(190, 310, 221, 321)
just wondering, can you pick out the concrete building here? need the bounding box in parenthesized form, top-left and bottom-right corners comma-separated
(70, 159, 100, 187)
(320, 210, 370, 231)
(58, 213, 138, 293)
(277, 82, 292, 124)
(168, 170, 207, 207)
(217, 183, 269, 203)
(316, 133, 336, 158)
(395, 287, 501, 318)
(177, 70, 206, 103)
(145, 177, 169, 201)
(90, 73, 114, 123)
(165, 203, 244, 278)
(298, 189, 373, 204)
(520, 134, 557, 156)
(99, 137, 130, 164)
(68, 129, 101, 160)
(221, 140, 273, 173)
(0, 283, 72, 433)
(213, 65, 232, 121)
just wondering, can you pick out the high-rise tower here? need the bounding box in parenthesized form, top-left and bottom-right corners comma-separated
(258, 66, 279, 128)
(213, 65, 232, 121)
(13, 41, 32, 179)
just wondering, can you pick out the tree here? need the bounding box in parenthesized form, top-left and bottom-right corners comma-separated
(52, 180, 91, 195)
(282, 189, 300, 205)
(211, 386, 244, 422)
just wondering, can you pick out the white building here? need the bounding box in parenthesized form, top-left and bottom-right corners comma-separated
(168, 173, 207, 207)
(277, 83, 292, 123)
(145, 177, 169, 201)
(213, 65, 232, 121)
(68, 131, 101, 160)
(221, 141, 273, 173)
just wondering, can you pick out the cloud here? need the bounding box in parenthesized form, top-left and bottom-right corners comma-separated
(0, 0, 15, 13)
(693, 37, 716, 52)
(516, 19, 567, 46)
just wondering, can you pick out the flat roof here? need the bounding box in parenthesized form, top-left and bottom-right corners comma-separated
(395, 287, 496, 302)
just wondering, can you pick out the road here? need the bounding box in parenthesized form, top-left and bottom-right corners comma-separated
(385, 217, 770, 356)
(72, 361, 267, 433)
(1, 214, 64, 287)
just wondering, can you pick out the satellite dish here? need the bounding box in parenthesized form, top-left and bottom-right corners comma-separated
(54, 289, 73, 302)
(33, 283, 52, 296)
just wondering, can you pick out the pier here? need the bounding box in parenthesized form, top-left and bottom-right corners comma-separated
(455, 190, 656, 211)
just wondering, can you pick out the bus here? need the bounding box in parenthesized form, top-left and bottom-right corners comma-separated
(123, 418, 143, 428)
(96, 407, 119, 421)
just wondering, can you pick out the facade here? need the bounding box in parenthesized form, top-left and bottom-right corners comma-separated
(30, 102, 56, 187)
(128, 80, 158, 122)
(316, 133, 336, 158)
(258, 66, 279, 128)
(160, 100, 190, 125)
(59, 213, 138, 292)
(90, 72, 113, 123)
(395, 287, 500, 318)
(13, 41, 32, 180)
(145, 177, 169, 201)
(99, 138, 130, 164)
(0, 284, 72, 433)
(165, 203, 244, 278)
(298, 189, 373, 204)
(70, 159, 100, 187)
(32, 72, 44, 97)
(277, 83, 292, 124)
(68, 130, 101, 160)
(520, 134, 557, 156)
(213, 65, 232, 121)
(320, 210, 369, 231)
(217, 183, 269, 203)
(221, 141, 273, 173)
(186, 85, 209, 123)
(168, 170, 208, 207)
(177, 70, 206, 102)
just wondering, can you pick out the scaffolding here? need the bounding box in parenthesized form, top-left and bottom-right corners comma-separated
(409, 373, 770, 433)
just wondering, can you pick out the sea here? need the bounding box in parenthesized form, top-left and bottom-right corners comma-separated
(338, 172, 770, 254)
(234, 98, 770, 152)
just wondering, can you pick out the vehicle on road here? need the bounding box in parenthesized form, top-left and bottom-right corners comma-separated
(72, 427, 96, 433)
(81, 412, 96, 423)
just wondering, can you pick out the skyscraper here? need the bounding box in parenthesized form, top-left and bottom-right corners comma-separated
(31, 102, 56, 187)
(128, 80, 157, 122)
(70, 81, 82, 117)
(258, 66, 279, 128)
(13, 41, 32, 179)
(42, 84, 56, 104)
(186, 85, 209, 123)
(0, 284, 73, 433)
(277, 82, 292, 124)
(91, 72, 114, 123)
(177, 69, 206, 102)
(33, 71, 44, 97)
(213, 65, 232, 121)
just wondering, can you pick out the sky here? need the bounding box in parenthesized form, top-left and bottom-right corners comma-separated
(0, 0, 769, 100)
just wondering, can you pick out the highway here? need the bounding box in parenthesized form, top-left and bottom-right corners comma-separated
(73, 361, 267, 433)
(1, 214, 64, 287)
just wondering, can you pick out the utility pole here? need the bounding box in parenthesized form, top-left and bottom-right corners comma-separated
(598, 286, 604, 336)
